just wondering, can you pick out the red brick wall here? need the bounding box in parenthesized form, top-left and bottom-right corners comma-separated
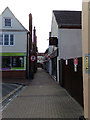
(2, 71, 26, 79)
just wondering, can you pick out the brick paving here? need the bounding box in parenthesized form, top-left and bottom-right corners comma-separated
(2, 68, 83, 119)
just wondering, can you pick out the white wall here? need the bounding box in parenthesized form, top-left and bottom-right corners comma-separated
(1, 31, 27, 53)
(59, 29, 82, 59)
(51, 12, 58, 38)
(0, 8, 26, 31)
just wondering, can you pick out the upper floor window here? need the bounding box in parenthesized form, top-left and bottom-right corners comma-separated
(10, 34, 14, 45)
(0, 34, 14, 46)
(5, 18, 12, 27)
(4, 34, 9, 45)
(0, 34, 3, 45)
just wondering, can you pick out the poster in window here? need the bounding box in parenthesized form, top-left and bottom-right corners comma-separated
(12, 56, 24, 67)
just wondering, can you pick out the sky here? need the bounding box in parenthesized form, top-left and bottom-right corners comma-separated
(0, 0, 82, 53)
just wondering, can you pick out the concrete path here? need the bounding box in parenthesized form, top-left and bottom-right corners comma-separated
(2, 68, 83, 119)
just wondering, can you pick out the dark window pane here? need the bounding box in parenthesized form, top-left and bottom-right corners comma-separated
(12, 56, 24, 67)
(5, 19, 11, 26)
(10, 34, 14, 45)
(4, 34, 9, 45)
(2, 56, 11, 68)
(0, 34, 3, 45)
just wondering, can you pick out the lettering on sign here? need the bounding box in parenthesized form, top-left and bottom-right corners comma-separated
(85, 56, 89, 73)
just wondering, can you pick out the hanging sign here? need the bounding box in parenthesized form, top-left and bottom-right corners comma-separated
(30, 55, 36, 62)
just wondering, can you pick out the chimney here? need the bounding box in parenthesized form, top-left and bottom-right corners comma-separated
(29, 13, 33, 50)
(29, 13, 32, 37)
(33, 26, 37, 48)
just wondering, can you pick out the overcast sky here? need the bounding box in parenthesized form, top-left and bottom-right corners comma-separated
(0, 0, 82, 52)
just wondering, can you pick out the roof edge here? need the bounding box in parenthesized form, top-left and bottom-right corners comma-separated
(0, 7, 28, 31)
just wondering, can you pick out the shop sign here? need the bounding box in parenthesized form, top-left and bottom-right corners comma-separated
(49, 37, 58, 46)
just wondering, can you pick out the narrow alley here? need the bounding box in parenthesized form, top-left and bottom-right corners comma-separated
(2, 68, 83, 119)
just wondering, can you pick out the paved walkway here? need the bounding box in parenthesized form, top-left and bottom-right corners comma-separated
(2, 68, 83, 119)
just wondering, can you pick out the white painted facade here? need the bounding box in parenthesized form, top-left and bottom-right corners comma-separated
(0, 7, 26, 31)
(50, 11, 82, 83)
(58, 29, 82, 59)
(0, 7, 28, 53)
(51, 12, 58, 38)
(0, 7, 28, 73)
(1, 31, 27, 53)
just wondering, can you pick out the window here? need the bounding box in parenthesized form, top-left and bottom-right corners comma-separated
(0, 34, 15, 46)
(10, 34, 14, 45)
(0, 34, 3, 45)
(2, 56, 24, 70)
(5, 18, 11, 27)
(2, 56, 11, 69)
(12, 56, 24, 67)
(4, 34, 9, 45)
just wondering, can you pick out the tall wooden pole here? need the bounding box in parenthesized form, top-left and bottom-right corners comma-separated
(82, 1, 90, 119)
(33, 26, 37, 73)
(29, 13, 33, 79)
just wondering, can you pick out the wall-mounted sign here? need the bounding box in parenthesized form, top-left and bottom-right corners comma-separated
(74, 65, 77, 72)
(74, 58, 78, 65)
(30, 55, 36, 62)
(85, 55, 89, 73)
(74, 58, 78, 72)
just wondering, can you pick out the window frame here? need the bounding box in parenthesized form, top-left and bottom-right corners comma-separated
(0, 34, 15, 46)
(10, 34, 14, 46)
(0, 34, 4, 46)
(4, 18, 12, 27)
(4, 34, 9, 46)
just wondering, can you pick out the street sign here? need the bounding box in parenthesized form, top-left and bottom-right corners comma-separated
(74, 65, 77, 72)
(30, 55, 36, 62)
(74, 58, 78, 72)
(85, 55, 89, 73)
(74, 58, 78, 65)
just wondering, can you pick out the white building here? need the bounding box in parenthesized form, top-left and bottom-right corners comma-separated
(0, 7, 28, 79)
(51, 10, 82, 84)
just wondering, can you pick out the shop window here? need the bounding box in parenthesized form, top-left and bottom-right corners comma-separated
(12, 56, 24, 68)
(2, 56, 11, 69)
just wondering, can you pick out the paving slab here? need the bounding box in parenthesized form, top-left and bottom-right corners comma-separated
(2, 68, 83, 119)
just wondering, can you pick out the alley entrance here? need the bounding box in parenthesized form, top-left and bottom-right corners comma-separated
(2, 68, 83, 119)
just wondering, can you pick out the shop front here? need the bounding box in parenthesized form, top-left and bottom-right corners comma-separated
(1, 53, 26, 79)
